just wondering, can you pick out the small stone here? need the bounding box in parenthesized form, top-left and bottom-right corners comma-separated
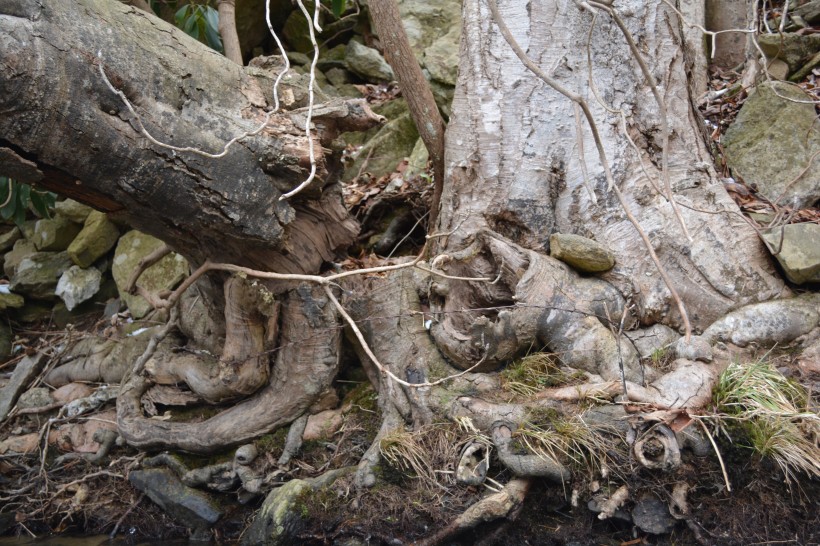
(549, 233, 616, 273)
(55, 265, 102, 311)
(762, 223, 820, 284)
(54, 199, 93, 224)
(4, 239, 37, 278)
(0, 433, 40, 454)
(32, 215, 82, 251)
(68, 211, 120, 268)
(0, 292, 25, 310)
(324, 67, 352, 86)
(632, 494, 677, 534)
(0, 226, 21, 253)
(17, 387, 52, 409)
(674, 335, 713, 362)
(52, 382, 95, 404)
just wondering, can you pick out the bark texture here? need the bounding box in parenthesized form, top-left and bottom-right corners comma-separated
(0, 0, 360, 274)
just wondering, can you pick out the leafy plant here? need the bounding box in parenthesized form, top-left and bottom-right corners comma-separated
(175, 3, 223, 53)
(330, 0, 347, 18)
(0, 177, 56, 227)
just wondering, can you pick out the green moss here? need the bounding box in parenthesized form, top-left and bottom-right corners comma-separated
(257, 428, 289, 455)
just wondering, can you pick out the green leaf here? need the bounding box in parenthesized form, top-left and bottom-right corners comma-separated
(29, 190, 54, 219)
(331, 0, 346, 18)
(183, 12, 198, 37)
(175, 4, 191, 28)
(13, 184, 29, 226)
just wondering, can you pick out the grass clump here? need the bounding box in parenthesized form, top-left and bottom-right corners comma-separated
(711, 360, 819, 483)
(500, 352, 579, 397)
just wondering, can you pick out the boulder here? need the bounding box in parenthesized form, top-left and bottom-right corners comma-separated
(549, 233, 616, 273)
(282, 7, 317, 54)
(345, 41, 395, 82)
(67, 211, 120, 268)
(112, 231, 189, 319)
(4, 239, 37, 278)
(14, 302, 52, 323)
(54, 199, 93, 224)
(722, 82, 820, 208)
(757, 33, 820, 75)
(32, 215, 82, 251)
(241, 479, 311, 546)
(9, 251, 73, 300)
(55, 265, 102, 311)
(397, 0, 462, 57)
(762, 223, 820, 284)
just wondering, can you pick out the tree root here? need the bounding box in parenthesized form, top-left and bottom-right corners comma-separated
(414, 478, 530, 546)
(491, 422, 571, 482)
(117, 285, 341, 453)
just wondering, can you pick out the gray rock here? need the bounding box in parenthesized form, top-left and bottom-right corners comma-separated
(10, 251, 73, 300)
(758, 33, 820, 74)
(54, 199, 93, 224)
(112, 231, 189, 319)
(0, 226, 21, 253)
(324, 67, 352, 86)
(406, 138, 430, 177)
(286, 51, 311, 66)
(397, 0, 462, 57)
(795, 0, 820, 25)
(14, 302, 52, 323)
(344, 112, 419, 181)
(4, 239, 37, 278)
(241, 479, 311, 546)
(625, 324, 680, 360)
(129, 468, 221, 539)
(702, 293, 820, 347)
(19, 220, 36, 241)
(56, 266, 102, 311)
(631, 495, 677, 534)
(345, 41, 395, 82)
(282, 8, 316, 54)
(722, 82, 820, 208)
(549, 233, 616, 273)
(0, 353, 47, 421)
(32, 215, 82, 252)
(762, 223, 820, 284)
(674, 335, 713, 362)
(423, 26, 460, 85)
(17, 387, 51, 409)
(68, 211, 120, 268)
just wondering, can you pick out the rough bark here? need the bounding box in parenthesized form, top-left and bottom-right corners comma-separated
(0, 0, 365, 274)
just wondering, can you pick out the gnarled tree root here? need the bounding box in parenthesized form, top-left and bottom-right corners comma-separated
(117, 285, 340, 453)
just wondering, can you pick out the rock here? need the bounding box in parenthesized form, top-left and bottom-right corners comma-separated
(68, 211, 120, 268)
(0, 291, 25, 310)
(406, 137, 430, 177)
(19, 219, 36, 241)
(0, 353, 47, 421)
(17, 387, 51, 409)
(423, 26, 461, 85)
(345, 41, 395, 82)
(722, 82, 820, 208)
(0, 432, 40, 454)
(549, 233, 616, 273)
(324, 67, 352, 86)
(0, 322, 12, 361)
(702, 293, 820, 347)
(54, 199, 93, 224)
(631, 494, 677, 534)
(51, 382, 95, 404)
(55, 265, 102, 311)
(129, 468, 222, 539)
(674, 335, 713, 362)
(625, 324, 680, 360)
(10, 251, 73, 300)
(316, 44, 346, 72)
(32, 215, 82, 251)
(286, 51, 311, 66)
(282, 8, 317, 54)
(762, 223, 820, 284)
(765, 58, 790, 80)
(795, 0, 820, 25)
(344, 112, 419, 180)
(14, 302, 52, 323)
(0, 225, 21, 253)
(757, 33, 820, 74)
(397, 0, 462, 57)
(4, 239, 37, 278)
(112, 231, 189, 319)
(241, 479, 311, 546)
(790, 50, 820, 82)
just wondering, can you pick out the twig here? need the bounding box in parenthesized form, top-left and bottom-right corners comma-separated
(695, 418, 732, 493)
(109, 493, 145, 539)
(125, 243, 172, 294)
